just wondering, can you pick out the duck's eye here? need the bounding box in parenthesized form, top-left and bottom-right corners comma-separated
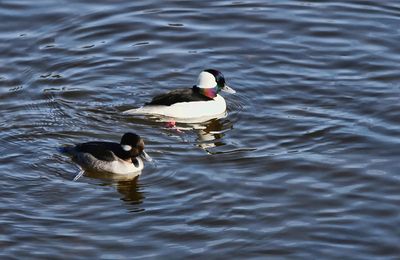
(121, 145, 132, 151)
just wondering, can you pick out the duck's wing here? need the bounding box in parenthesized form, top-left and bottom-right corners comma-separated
(146, 88, 212, 106)
(75, 142, 119, 161)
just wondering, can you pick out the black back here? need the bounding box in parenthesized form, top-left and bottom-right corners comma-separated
(146, 88, 213, 106)
(75, 142, 130, 161)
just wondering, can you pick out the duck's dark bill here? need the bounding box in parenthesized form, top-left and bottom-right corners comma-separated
(140, 151, 152, 162)
(222, 85, 236, 94)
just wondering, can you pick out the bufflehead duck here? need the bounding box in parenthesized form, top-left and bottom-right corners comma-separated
(60, 133, 152, 176)
(123, 69, 236, 123)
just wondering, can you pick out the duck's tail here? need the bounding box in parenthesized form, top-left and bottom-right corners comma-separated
(123, 107, 149, 115)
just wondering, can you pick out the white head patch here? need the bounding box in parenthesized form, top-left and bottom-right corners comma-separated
(196, 71, 216, 89)
(121, 145, 132, 151)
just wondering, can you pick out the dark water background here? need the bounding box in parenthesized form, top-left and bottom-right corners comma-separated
(1, 0, 400, 258)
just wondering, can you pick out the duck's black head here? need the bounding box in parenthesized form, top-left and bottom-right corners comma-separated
(120, 133, 152, 162)
(120, 133, 144, 156)
(204, 69, 225, 90)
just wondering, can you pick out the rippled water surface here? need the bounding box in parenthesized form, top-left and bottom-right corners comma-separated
(1, 0, 400, 258)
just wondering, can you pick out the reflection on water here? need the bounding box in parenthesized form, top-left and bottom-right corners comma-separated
(124, 113, 233, 152)
(115, 179, 144, 204)
(194, 118, 229, 151)
(86, 171, 145, 210)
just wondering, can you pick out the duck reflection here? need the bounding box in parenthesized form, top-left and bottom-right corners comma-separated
(84, 170, 145, 206)
(170, 117, 233, 153)
(114, 178, 144, 205)
(130, 111, 233, 152)
(195, 118, 228, 150)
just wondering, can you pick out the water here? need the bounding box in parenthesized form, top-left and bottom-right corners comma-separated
(1, 0, 400, 258)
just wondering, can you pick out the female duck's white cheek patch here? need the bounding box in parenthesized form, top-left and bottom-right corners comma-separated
(121, 145, 132, 151)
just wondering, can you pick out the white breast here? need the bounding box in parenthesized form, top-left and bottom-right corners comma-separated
(75, 153, 144, 175)
(102, 159, 143, 175)
(124, 94, 227, 123)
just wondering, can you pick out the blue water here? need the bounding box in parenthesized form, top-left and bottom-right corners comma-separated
(1, 0, 400, 258)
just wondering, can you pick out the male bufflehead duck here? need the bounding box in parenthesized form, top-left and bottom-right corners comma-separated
(124, 69, 236, 123)
(61, 133, 152, 176)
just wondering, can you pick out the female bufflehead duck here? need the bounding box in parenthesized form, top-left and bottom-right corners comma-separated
(124, 69, 236, 123)
(61, 133, 152, 176)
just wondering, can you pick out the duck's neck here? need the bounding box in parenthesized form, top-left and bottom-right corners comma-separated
(115, 147, 132, 161)
(192, 86, 218, 99)
(131, 157, 143, 168)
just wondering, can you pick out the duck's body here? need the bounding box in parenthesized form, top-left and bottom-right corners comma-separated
(125, 91, 227, 120)
(124, 69, 235, 123)
(64, 142, 145, 175)
(61, 133, 151, 176)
